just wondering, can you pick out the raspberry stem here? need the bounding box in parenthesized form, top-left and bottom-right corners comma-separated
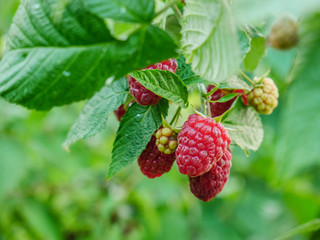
(170, 106, 182, 127)
(155, 0, 181, 19)
(240, 72, 255, 86)
(172, 4, 183, 19)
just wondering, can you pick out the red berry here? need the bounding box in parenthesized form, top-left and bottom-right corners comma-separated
(114, 104, 126, 121)
(138, 135, 176, 178)
(189, 149, 232, 201)
(176, 114, 231, 177)
(207, 85, 238, 117)
(128, 59, 178, 106)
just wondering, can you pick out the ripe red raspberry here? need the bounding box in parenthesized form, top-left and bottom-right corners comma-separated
(207, 86, 240, 117)
(128, 59, 178, 106)
(114, 104, 126, 121)
(138, 135, 176, 178)
(176, 114, 231, 177)
(189, 149, 232, 201)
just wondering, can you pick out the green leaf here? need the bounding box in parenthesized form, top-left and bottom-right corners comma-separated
(105, 19, 140, 41)
(0, 0, 177, 110)
(233, 0, 320, 24)
(213, 93, 239, 103)
(223, 105, 263, 152)
(0, 0, 19, 35)
(176, 54, 195, 80)
(20, 198, 63, 240)
(84, 0, 155, 23)
(219, 76, 251, 91)
(181, 0, 240, 84)
(275, 12, 320, 180)
(165, 15, 182, 43)
(243, 26, 266, 71)
(63, 77, 128, 147)
(183, 76, 210, 86)
(276, 219, 320, 240)
(130, 70, 188, 108)
(238, 30, 251, 61)
(108, 100, 168, 178)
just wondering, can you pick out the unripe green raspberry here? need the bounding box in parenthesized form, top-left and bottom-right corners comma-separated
(155, 127, 178, 154)
(268, 16, 299, 50)
(247, 77, 279, 115)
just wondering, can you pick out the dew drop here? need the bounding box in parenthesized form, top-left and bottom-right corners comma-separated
(106, 76, 115, 85)
(63, 71, 71, 77)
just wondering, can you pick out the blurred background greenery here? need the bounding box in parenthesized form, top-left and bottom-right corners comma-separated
(1, 0, 320, 239)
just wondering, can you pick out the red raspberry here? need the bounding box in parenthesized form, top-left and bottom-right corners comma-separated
(207, 86, 238, 117)
(176, 114, 231, 177)
(128, 59, 178, 106)
(138, 136, 176, 178)
(189, 149, 232, 201)
(114, 104, 126, 121)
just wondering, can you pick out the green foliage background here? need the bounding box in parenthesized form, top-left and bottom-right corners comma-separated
(0, 0, 320, 239)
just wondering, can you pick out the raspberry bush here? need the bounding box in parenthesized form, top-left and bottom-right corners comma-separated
(0, 0, 319, 206)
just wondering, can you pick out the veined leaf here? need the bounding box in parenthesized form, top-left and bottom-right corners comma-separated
(130, 70, 188, 108)
(108, 100, 168, 178)
(223, 105, 263, 152)
(181, 0, 240, 84)
(63, 77, 128, 147)
(176, 54, 195, 80)
(84, 0, 155, 23)
(0, 0, 177, 110)
(219, 76, 251, 91)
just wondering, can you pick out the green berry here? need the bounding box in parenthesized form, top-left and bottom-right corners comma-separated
(160, 136, 168, 145)
(247, 77, 279, 115)
(155, 127, 178, 154)
(162, 128, 173, 137)
(169, 140, 178, 150)
(164, 149, 172, 154)
(158, 144, 165, 152)
(156, 130, 162, 139)
(268, 16, 299, 50)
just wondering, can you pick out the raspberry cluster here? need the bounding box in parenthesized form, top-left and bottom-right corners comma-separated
(128, 59, 178, 106)
(175, 114, 231, 177)
(137, 114, 232, 201)
(247, 77, 279, 115)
